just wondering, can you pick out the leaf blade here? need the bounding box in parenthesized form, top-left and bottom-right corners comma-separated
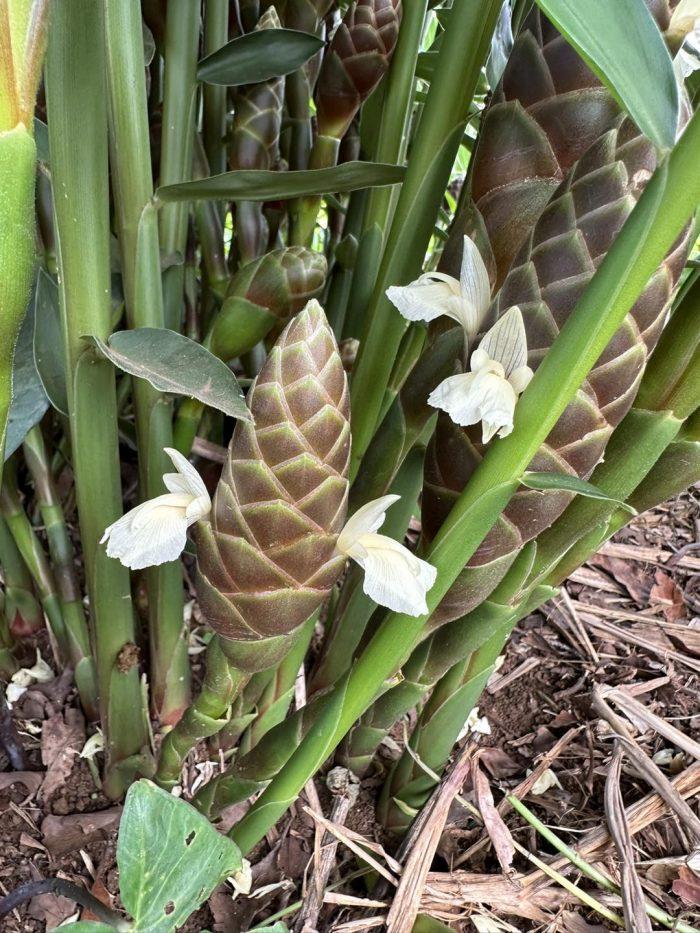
(535, 0, 679, 150)
(156, 162, 406, 203)
(521, 471, 637, 514)
(88, 328, 250, 421)
(198, 28, 324, 86)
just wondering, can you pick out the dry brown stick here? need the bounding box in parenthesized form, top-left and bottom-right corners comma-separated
(604, 744, 652, 933)
(385, 745, 473, 933)
(592, 685, 700, 843)
(604, 687, 700, 759)
(296, 767, 360, 933)
(582, 615, 700, 674)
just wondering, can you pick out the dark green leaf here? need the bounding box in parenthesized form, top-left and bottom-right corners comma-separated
(156, 162, 405, 203)
(535, 0, 679, 150)
(521, 471, 637, 514)
(33, 268, 68, 415)
(6, 295, 49, 460)
(34, 118, 49, 163)
(55, 925, 116, 932)
(198, 28, 323, 86)
(88, 328, 250, 421)
(118, 780, 243, 932)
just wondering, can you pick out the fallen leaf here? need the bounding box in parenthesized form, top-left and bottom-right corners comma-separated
(649, 570, 686, 622)
(479, 748, 521, 779)
(41, 808, 121, 857)
(592, 555, 650, 604)
(673, 865, 700, 906)
(472, 757, 515, 873)
(80, 877, 115, 922)
(559, 910, 609, 932)
(0, 771, 43, 796)
(27, 890, 76, 927)
(39, 707, 86, 802)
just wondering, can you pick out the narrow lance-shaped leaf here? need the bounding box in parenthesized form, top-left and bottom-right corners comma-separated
(521, 471, 637, 513)
(156, 161, 405, 202)
(33, 268, 68, 415)
(197, 27, 324, 85)
(88, 328, 250, 421)
(5, 296, 49, 460)
(535, 0, 679, 150)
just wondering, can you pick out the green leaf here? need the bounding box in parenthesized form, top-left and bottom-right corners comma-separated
(6, 294, 49, 460)
(521, 471, 637, 514)
(156, 162, 405, 203)
(198, 28, 323, 86)
(56, 925, 116, 932)
(118, 780, 243, 932)
(535, 0, 679, 150)
(88, 328, 250, 421)
(412, 916, 455, 933)
(33, 268, 68, 415)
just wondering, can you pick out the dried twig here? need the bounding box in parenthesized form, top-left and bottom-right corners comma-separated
(604, 687, 700, 760)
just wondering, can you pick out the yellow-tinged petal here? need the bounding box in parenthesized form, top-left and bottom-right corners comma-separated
(336, 494, 400, 556)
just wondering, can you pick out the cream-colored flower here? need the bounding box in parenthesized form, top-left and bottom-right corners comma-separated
(336, 495, 437, 617)
(5, 650, 54, 707)
(386, 236, 491, 341)
(428, 306, 533, 442)
(669, 0, 700, 43)
(675, 19, 700, 78)
(101, 447, 211, 570)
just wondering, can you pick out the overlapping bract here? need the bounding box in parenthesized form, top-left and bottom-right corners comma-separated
(196, 301, 350, 672)
(315, 0, 402, 140)
(425, 115, 690, 626)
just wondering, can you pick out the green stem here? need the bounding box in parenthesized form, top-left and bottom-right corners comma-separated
(228, 109, 700, 853)
(104, 0, 190, 726)
(342, 0, 427, 341)
(202, 0, 229, 179)
(158, 0, 201, 330)
(0, 513, 43, 638)
(0, 596, 17, 679)
(349, 0, 502, 476)
(155, 637, 249, 789)
(290, 134, 340, 246)
(22, 427, 98, 719)
(0, 459, 68, 657)
(46, 0, 153, 796)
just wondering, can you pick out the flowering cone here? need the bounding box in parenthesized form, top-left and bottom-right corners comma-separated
(315, 0, 402, 141)
(425, 115, 691, 627)
(196, 300, 350, 672)
(441, 3, 674, 289)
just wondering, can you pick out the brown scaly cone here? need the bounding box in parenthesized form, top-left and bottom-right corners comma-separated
(441, 2, 674, 290)
(315, 0, 402, 141)
(424, 115, 691, 628)
(196, 300, 351, 671)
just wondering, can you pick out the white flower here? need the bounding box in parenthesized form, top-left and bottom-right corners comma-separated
(101, 447, 211, 570)
(428, 306, 533, 442)
(386, 236, 491, 342)
(675, 19, 700, 79)
(5, 650, 54, 707)
(669, 0, 700, 43)
(336, 496, 437, 618)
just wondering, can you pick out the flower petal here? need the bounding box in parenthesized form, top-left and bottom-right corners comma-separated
(478, 306, 528, 376)
(429, 369, 518, 442)
(102, 494, 190, 569)
(353, 533, 437, 617)
(386, 276, 460, 324)
(162, 447, 210, 501)
(508, 364, 533, 395)
(459, 236, 492, 336)
(669, 0, 700, 41)
(428, 372, 481, 425)
(336, 494, 400, 555)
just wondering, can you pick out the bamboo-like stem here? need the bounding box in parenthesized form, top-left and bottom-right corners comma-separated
(0, 514, 43, 638)
(104, 0, 190, 726)
(228, 110, 700, 853)
(202, 0, 229, 178)
(45, 0, 152, 796)
(0, 459, 68, 657)
(349, 0, 503, 476)
(158, 0, 201, 330)
(22, 427, 98, 719)
(155, 637, 250, 789)
(342, 0, 427, 341)
(0, 596, 17, 679)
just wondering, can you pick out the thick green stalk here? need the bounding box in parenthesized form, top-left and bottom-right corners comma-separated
(104, 0, 190, 726)
(0, 513, 42, 638)
(0, 122, 35, 484)
(22, 427, 98, 719)
(229, 110, 700, 853)
(290, 134, 340, 246)
(155, 637, 249, 789)
(202, 0, 229, 178)
(45, 0, 153, 796)
(349, 0, 502, 475)
(342, 0, 427, 340)
(158, 0, 201, 330)
(0, 460, 68, 656)
(0, 594, 17, 679)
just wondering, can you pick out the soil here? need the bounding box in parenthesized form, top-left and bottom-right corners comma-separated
(1, 485, 699, 931)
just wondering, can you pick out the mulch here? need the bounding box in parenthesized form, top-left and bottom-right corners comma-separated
(1, 484, 699, 931)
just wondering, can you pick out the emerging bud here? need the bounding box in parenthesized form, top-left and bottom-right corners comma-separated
(315, 0, 402, 140)
(196, 300, 351, 672)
